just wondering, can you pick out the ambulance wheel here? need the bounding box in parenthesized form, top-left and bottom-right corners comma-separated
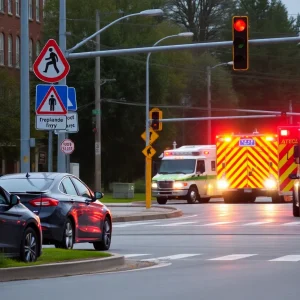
(272, 194, 284, 203)
(157, 197, 167, 205)
(223, 192, 235, 203)
(187, 187, 199, 204)
(292, 191, 299, 217)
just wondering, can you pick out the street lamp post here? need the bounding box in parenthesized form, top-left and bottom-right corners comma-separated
(62, 8, 163, 183)
(145, 32, 194, 208)
(206, 61, 233, 144)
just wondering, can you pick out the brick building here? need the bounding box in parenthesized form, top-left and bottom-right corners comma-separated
(0, 0, 45, 73)
(0, 0, 46, 174)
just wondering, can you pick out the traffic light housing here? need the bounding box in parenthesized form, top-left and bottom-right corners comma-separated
(232, 16, 249, 71)
(150, 109, 162, 131)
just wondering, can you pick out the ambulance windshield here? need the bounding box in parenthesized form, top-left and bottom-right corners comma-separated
(158, 159, 196, 174)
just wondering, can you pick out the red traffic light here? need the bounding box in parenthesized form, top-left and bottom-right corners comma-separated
(234, 19, 246, 32)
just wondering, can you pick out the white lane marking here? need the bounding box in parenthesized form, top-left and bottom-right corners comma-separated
(153, 221, 198, 227)
(124, 254, 151, 258)
(141, 254, 202, 262)
(209, 254, 257, 261)
(113, 222, 159, 228)
(269, 255, 300, 262)
(197, 221, 236, 226)
(281, 222, 300, 226)
(242, 221, 273, 226)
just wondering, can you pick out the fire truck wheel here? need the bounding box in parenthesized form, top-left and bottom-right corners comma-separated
(223, 193, 235, 203)
(187, 187, 199, 204)
(157, 197, 168, 205)
(292, 191, 299, 217)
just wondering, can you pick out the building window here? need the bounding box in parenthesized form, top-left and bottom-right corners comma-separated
(29, 39, 33, 70)
(36, 0, 40, 21)
(8, 0, 12, 14)
(0, 33, 4, 65)
(16, 36, 20, 68)
(8, 35, 12, 67)
(36, 40, 41, 57)
(29, 0, 33, 20)
(16, 0, 20, 16)
(0, 0, 4, 12)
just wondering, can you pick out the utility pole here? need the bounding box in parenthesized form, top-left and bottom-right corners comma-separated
(48, 131, 53, 171)
(20, 0, 30, 172)
(95, 10, 101, 191)
(57, 0, 67, 172)
(206, 66, 212, 145)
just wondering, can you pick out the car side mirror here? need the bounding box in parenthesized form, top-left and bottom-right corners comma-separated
(94, 191, 104, 200)
(10, 194, 20, 206)
(289, 173, 299, 180)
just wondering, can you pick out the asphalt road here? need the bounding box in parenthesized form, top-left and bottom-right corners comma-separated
(2, 197, 300, 300)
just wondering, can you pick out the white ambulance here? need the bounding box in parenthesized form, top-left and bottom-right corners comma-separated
(151, 145, 220, 204)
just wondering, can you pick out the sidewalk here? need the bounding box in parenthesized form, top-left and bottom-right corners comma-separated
(106, 203, 182, 222)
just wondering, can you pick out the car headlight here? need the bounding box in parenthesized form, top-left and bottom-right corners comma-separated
(173, 182, 185, 189)
(264, 178, 276, 189)
(217, 179, 229, 189)
(151, 182, 158, 188)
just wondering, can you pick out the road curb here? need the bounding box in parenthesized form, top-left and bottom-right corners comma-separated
(110, 205, 183, 222)
(0, 253, 124, 282)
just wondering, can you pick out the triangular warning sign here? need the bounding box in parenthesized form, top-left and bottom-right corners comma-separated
(33, 39, 70, 84)
(36, 86, 67, 115)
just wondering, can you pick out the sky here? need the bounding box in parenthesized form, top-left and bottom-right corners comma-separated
(282, 0, 300, 17)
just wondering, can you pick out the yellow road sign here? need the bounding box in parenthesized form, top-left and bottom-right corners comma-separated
(142, 145, 156, 158)
(141, 128, 159, 144)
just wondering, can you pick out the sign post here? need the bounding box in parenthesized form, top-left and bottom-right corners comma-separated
(32, 35, 78, 172)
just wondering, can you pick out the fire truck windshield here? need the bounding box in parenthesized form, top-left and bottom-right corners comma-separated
(158, 159, 196, 174)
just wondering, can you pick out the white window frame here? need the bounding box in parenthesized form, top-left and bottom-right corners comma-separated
(29, 39, 33, 70)
(0, 33, 4, 65)
(16, 36, 20, 68)
(0, 0, 4, 13)
(29, 0, 33, 20)
(8, 35, 12, 67)
(36, 0, 40, 21)
(16, 0, 20, 16)
(8, 0, 12, 14)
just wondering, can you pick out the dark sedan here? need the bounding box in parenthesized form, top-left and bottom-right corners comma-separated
(0, 172, 112, 251)
(0, 186, 42, 262)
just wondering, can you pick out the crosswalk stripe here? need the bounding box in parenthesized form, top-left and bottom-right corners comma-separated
(141, 254, 202, 262)
(113, 222, 159, 228)
(153, 221, 198, 227)
(124, 254, 151, 258)
(269, 255, 300, 262)
(209, 254, 257, 261)
(242, 221, 273, 226)
(197, 221, 236, 226)
(281, 222, 300, 226)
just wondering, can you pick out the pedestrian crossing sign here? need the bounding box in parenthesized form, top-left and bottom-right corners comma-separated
(36, 84, 68, 115)
(33, 39, 70, 83)
(142, 145, 156, 158)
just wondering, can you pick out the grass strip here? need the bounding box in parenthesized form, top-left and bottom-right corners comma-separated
(0, 248, 111, 268)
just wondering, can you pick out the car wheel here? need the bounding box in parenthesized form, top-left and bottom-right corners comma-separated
(187, 187, 198, 204)
(93, 217, 112, 251)
(293, 190, 299, 217)
(55, 218, 74, 250)
(157, 197, 167, 205)
(20, 227, 38, 263)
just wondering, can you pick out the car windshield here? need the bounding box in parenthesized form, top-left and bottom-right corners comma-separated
(0, 178, 54, 193)
(158, 159, 196, 174)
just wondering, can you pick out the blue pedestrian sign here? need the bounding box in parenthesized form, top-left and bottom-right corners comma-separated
(68, 87, 77, 111)
(36, 84, 68, 115)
